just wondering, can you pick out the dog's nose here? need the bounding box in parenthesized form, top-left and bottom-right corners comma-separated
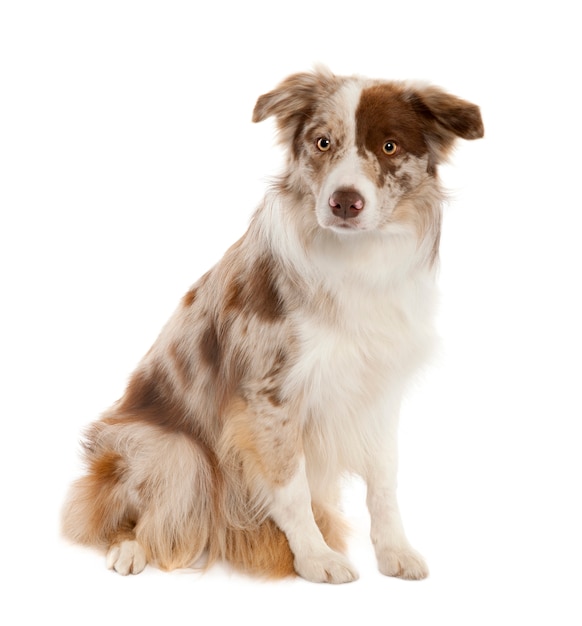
(329, 189, 365, 219)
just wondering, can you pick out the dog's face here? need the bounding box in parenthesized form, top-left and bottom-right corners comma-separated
(253, 68, 483, 238)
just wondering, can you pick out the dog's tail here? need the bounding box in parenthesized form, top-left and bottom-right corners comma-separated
(61, 419, 214, 571)
(215, 519, 296, 578)
(209, 502, 349, 579)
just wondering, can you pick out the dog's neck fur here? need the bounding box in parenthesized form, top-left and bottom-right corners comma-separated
(252, 184, 442, 295)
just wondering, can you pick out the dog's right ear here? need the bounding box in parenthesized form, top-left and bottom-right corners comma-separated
(252, 67, 336, 123)
(252, 67, 338, 147)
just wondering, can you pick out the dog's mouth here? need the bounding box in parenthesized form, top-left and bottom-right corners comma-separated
(332, 221, 360, 230)
(322, 217, 367, 233)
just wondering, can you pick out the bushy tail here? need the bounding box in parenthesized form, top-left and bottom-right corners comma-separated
(210, 502, 349, 579)
(61, 420, 215, 571)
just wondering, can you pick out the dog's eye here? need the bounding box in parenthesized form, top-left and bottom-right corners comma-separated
(382, 141, 399, 156)
(316, 137, 331, 152)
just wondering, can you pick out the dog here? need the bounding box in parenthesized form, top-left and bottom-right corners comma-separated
(62, 67, 483, 583)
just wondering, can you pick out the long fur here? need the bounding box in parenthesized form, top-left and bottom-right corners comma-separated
(62, 67, 483, 581)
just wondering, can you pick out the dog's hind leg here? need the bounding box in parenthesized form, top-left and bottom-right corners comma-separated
(62, 473, 147, 575)
(106, 534, 147, 576)
(62, 420, 214, 574)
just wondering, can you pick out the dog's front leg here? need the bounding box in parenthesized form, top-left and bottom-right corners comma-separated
(225, 396, 358, 583)
(365, 408, 429, 580)
(269, 456, 358, 583)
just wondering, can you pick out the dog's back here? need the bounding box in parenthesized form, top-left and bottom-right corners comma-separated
(62, 67, 483, 581)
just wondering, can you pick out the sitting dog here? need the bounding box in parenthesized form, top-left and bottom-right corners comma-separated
(62, 67, 483, 583)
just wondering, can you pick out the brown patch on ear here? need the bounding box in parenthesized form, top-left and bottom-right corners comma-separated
(407, 86, 483, 165)
(414, 88, 484, 139)
(252, 67, 335, 123)
(252, 67, 343, 155)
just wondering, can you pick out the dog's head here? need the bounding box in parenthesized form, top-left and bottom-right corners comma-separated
(253, 67, 483, 240)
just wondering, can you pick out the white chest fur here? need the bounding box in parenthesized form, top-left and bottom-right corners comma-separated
(287, 256, 438, 480)
(296, 277, 436, 403)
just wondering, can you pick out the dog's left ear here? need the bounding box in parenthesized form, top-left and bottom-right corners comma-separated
(407, 86, 484, 163)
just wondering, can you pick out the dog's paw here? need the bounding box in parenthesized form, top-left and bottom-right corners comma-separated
(295, 550, 359, 584)
(106, 540, 147, 576)
(377, 546, 428, 580)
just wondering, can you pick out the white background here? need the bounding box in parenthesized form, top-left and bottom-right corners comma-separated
(1, 1, 581, 624)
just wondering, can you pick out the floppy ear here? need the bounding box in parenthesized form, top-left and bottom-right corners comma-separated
(252, 66, 339, 148)
(408, 86, 484, 163)
(252, 66, 336, 122)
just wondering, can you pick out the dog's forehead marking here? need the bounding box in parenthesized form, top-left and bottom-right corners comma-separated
(303, 80, 364, 178)
(355, 84, 428, 159)
(331, 80, 364, 143)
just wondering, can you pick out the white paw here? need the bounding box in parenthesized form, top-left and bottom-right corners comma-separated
(377, 546, 428, 580)
(295, 549, 359, 584)
(106, 540, 147, 576)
